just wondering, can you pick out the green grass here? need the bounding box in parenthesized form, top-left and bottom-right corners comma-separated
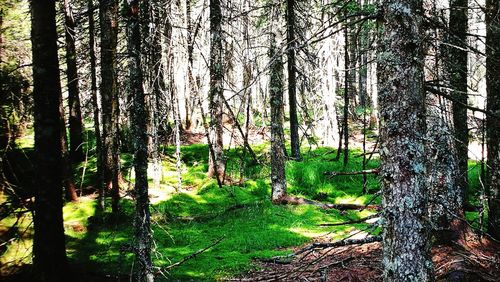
(2, 142, 485, 280)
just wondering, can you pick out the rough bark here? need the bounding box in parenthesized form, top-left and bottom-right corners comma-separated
(125, 1, 154, 280)
(426, 95, 465, 243)
(99, 0, 120, 212)
(269, 33, 287, 204)
(486, 0, 500, 240)
(30, 0, 68, 280)
(207, 0, 225, 180)
(377, 1, 433, 281)
(447, 0, 469, 202)
(63, 0, 84, 163)
(286, 0, 301, 160)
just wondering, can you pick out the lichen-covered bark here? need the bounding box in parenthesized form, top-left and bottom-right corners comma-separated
(377, 1, 433, 280)
(99, 0, 120, 212)
(447, 0, 469, 201)
(30, 0, 68, 279)
(426, 95, 464, 243)
(286, 0, 300, 160)
(269, 33, 287, 204)
(486, 0, 500, 240)
(125, 1, 153, 280)
(63, 0, 84, 163)
(208, 0, 225, 180)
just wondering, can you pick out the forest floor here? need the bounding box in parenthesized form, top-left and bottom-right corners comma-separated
(0, 126, 496, 281)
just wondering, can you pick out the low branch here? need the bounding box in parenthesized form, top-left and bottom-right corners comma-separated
(284, 196, 380, 211)
(324, 168, 380, 177)
(319, 214, 379, 227)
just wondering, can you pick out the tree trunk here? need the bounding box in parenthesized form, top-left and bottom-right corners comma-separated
(343, 24, 349, 167)
(30, 0, 68, 280)
(286, 0, 300, 160)
(99, 0, 120, 213)
(125, 1, 154, 280)
(426, 94, 465, 243)
(269, 32, 287, 204)
(63, 0, 84, 163)
(377, 1, 433, 280)
(448, 0, 469, 204)
(208, 0, 225, 180)
(88, 0, 103, 210)
(486, 0, 500, 240)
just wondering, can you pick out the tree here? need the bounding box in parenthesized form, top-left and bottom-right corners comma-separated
(99, 0, 120, 212)
(269, 31, 287, 204)
(377, 0, 433, 280)
(63, 0, 84, 163)
(447, 0, 469, 202)
(88, 0, 103, 209)
(208, 0, 225, 180)
(486, 0, 500, 240)
(30, 0, 67, 280)
(286, 0, 300, 160)
(124, 0, 153, 280)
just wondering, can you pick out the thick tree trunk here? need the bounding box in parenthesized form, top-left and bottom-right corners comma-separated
(377, 1, 433, 280)
(63, 0, 84, 163)
(208, 0, 225, 180)
(30, 0, 68, 280)
(486, 0, 500, 240)
(88, 0, 104, 209)
(286, 0, 300, 160)
(448, 0, 469, 203)
(125, 1, 154, 281)
(269, 33, 287, 204)
(99, 0, 121, 213)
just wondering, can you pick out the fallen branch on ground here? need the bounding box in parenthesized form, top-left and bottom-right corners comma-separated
(259, 235, 382, 264)
(163, 236, 225, 271)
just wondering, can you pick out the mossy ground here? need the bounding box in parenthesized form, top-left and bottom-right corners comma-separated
(0, 142, 484, 280)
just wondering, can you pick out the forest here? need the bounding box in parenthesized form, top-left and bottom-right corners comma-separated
(0, 0, 499, 281)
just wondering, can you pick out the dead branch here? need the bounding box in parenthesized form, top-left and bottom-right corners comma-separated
(319, 214, 379, 226)
(284, 196, 380, 211)
(323, 168, 380, 177)
(163, 236, 225, 271)
(260, 236, 382, 264)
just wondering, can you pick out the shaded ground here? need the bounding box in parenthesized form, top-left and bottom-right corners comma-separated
(234, 232, 500, 282)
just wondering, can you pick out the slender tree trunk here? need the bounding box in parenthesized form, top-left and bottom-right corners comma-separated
(427, 95, 465, 243)
(99, 0, 120, 213)
(378, 1, 433, 280)
(486, 0, 500, 240)
(63, 0, 84, 163)
(286, 0, 300, 160)
(88, 0, 104, 210)
(60, 108, 78, 202)
(343, 24, 349, 167)
(208, 0, 225, 180)
(125, 1, 154, 280)
(448, 0, 469, 203)
(30, 0, 68, 280)
(269, 32, 287, 204)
